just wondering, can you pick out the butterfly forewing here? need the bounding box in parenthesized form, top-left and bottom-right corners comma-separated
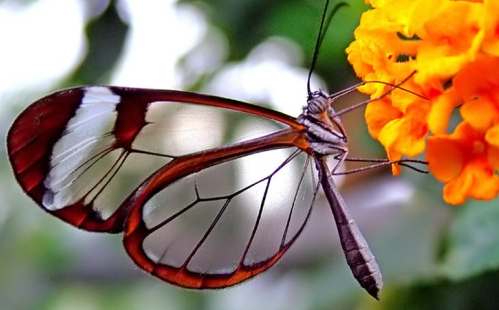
(7, 86, 303, 232)
(124, 148, 318, 288)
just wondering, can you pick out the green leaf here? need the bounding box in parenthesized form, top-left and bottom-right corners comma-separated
(66, 1, 128, 85)
(440, 200, 499, 280)
(368, 271, 499, 310)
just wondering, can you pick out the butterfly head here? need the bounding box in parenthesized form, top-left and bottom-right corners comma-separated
(306, 89, 330, 115)
(300, 89, 347, 148)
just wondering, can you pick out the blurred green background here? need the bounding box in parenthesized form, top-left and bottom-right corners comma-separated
(1, 0, 499, 309)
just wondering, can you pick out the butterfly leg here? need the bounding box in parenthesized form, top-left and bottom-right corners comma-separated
(331, 155, 429, 175)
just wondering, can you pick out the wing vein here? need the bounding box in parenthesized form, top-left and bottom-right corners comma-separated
(281, 155, 310, 248)
(50, 146, 114, 190)
(86, 150, 129, 204)
(182, 198, 232, 268)
(287, 177, 319, 246)
(149, 200, 199, 233)
(239, 179, 271, 266)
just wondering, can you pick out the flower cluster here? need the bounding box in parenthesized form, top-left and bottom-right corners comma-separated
(346, 0, 499, 204)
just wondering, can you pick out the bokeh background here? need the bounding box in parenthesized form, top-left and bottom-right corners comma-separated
(1, 0, 499, 309)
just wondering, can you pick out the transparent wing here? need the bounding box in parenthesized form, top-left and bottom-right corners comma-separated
(123, 146, 319, 288)
(7, 86, 303, 232)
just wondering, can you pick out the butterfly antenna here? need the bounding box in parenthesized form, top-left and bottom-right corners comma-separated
(307, 1, 349, 97)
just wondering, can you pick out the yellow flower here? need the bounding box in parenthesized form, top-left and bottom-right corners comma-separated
(347, 0, 499, 204)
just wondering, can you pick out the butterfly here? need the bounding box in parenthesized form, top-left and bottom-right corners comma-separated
(6, 0, 426, 299)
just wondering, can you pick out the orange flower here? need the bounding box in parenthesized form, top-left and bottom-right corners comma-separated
(413, 1, 484, 86)
(482, 0, 499, 56)
(347, 0, 499, 204)
(427, 123, 499, 204)
(377, 100, 429, 175)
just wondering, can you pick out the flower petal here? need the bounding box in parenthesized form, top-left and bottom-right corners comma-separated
(443, 168, 473, 205)
(428, 88, 460, 134)
(365, 98, 402, 138)
(454, 55, 499, 100)
(415, 2, 484, 85)
(485, 123, 499, 147)
(427, 136, 464, 182)
(460, 97, 498, 132)
(482, 0, 499, 56)
(379, 104, 429, 156)
(487, 145, 499, 170)
(466, 159, 499, 201)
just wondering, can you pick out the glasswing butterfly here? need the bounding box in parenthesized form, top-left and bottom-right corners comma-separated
(6, 0, 426, 299)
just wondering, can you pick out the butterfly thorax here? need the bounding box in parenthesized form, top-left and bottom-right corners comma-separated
(298, 90, 348, 156)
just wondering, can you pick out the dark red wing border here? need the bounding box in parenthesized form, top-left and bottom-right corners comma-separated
(8, 89, 81, 199)
(109, 87, 302, 130)
(126, 224, 288, 288)
(7, 86, 304, 233)
(123, 130, 311, 288)
(7, 88, 130, 232)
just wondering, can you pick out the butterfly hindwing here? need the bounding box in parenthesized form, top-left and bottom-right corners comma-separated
(123, 144, 318, 288)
